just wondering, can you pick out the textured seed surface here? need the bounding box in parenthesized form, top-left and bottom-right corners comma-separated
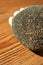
(12, 5, 43, 51)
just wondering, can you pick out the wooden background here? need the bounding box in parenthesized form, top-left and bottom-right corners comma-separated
(0, 0, 43, 65)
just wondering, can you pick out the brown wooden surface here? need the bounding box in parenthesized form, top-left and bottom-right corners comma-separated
(0, 0, 43, 65)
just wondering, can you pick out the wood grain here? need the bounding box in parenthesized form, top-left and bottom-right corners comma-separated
(0, 0, 43, 65)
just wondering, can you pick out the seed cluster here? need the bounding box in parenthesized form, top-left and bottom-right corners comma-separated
(12, 5, 43, 51)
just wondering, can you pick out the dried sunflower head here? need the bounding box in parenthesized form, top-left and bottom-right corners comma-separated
(9, 5, 43, 51)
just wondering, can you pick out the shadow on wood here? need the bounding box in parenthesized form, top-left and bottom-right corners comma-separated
(32, 51, 43, 57)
